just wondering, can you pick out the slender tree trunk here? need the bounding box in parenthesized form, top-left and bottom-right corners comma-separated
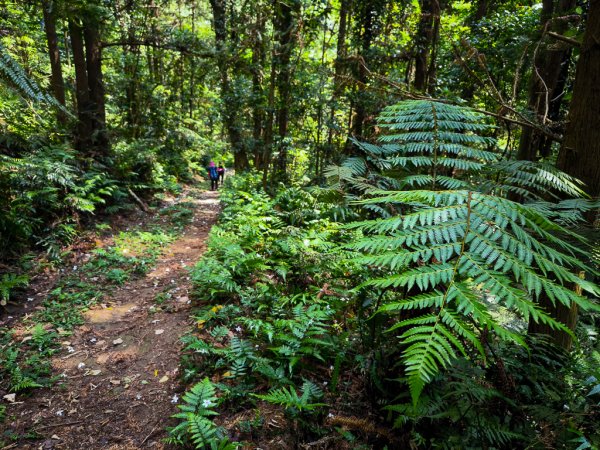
(517, 0, 575, 161)
(209, 0, 249, 171)
(413, 0, 441, 92)
(262, 55, 277, 188)
(69, 19, 94, 153)
(350, 0, 375, 141)
(42, 0, 67, 125)
(327, 0, 349, 166)
(529, 0, 600, 350)
(273, 0, 297, 181)
(252, 10, 266, 168)
(84, 21, 109, 155)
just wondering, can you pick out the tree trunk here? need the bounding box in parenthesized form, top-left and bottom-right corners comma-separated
(517, 0, 575, 161)
(84, 21, 110, 155)
(327, 0, 350, 166)
(252, 10, 266, 168)
(273, 0, 297, 181)
(350, 0, 375, 141)
(42, 0, 67, 125)
(69, 19, 94, 153)
(413, 0, 441, 92)
(209, 0, 249, 171)
(529, 0, 600, 350)
(556, 0, 600, 201)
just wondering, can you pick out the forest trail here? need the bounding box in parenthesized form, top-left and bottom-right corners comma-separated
(6, 189, 220, 450)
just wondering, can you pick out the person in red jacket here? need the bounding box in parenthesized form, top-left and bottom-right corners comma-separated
(217, 162, 225, 186)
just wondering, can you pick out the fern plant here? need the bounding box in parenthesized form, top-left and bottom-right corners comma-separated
(345, 100, 600, 405)
(0, 273, 29, 306)
(167, 378, 238, 449)
(253, 380, 326, 414)
(325, 100, 587, 206)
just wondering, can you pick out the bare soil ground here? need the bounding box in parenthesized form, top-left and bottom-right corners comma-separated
(2, 190, 220, 450)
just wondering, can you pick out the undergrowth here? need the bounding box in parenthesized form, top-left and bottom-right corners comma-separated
(174, 99, 599, 450)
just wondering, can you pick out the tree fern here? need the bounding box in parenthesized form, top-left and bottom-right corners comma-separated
(341, 100, 600, 405)
(325, 100, 588, 205)
(349, 189, 599, 404)
(0, 43, 68, 112)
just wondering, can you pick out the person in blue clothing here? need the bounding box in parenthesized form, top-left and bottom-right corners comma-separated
(207, 161, 219, 191)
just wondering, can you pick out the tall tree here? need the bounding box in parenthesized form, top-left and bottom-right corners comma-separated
(517, 0, 576, 161)
(209, 0, 249, 171)
(69, 18, 94, 153)
(529, 0, 600, 349)
(42, 0, 67, 125)
(413, 0, 441, 93)
(84, 19, 109, 153)
(272, 0, 299, 181)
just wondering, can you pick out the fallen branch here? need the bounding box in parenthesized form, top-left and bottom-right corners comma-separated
(128, 188, 149, 213)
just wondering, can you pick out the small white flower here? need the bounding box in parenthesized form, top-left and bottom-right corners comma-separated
(77, 362, 85, 369)
(27, 297, 34, 302)
(90, 338, 97, 343)
(171, 394, 179, 404)
(73, 265, 78, 271)
(327, 413, 334, 418)
(325, 305, 331, 310)
(329, 365, 334, 371)
(202, 399, 213, 408)
(67, 346, 75, 353)
(136, 394, 142, 400)
(323, 381, 328, 386)
(56, 410, 64, 416)
(235, 326, 242, 333)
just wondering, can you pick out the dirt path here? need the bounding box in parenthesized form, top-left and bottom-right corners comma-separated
(5, 190, 220, 450)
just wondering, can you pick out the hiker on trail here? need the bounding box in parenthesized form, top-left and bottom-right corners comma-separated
(207, 161, 219, 191)
(218, 162, 225, 186)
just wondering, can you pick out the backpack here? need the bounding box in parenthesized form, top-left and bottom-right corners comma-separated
(208, 166, 219, 179)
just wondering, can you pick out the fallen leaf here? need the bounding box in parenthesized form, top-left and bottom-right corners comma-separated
(3, 393, 16, 403)
(112, 338, 123, 345)
(154, 369, 159, 377)
(51, 435, 60, 440)
(155, 329, 164, 335)
(159, 375, 169, 383)
(109, 379, 121, 385)
(89, 369, 101, 376)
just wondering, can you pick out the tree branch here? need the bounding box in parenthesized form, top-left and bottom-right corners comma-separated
(547, 31, 581, 47)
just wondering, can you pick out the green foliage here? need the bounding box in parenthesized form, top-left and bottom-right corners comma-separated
(167, 378, 239, 449)
(253, 380, 326, 414)
(0, 273, 29, 306)
(347, 101, 599, 405)
(0, 147, 121, 258)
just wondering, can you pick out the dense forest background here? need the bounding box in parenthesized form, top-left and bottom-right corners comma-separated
(1, 0, 600, 448)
